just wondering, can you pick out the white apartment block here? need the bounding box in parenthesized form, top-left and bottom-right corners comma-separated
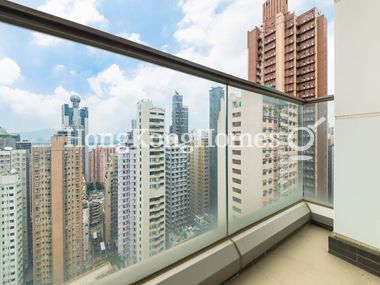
(0, 171, 24, 285)
(218, 91, 299, 223)
(117, 146, 137, 265)
(136, 100, 166, 261)
(0, 149, 28, 270)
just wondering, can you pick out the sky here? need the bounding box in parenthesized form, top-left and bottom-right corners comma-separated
(0, 0, 334, 135)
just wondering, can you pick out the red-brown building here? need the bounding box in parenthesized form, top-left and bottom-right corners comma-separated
(248, 0, 327, 99)
(89, 147, 115, 185)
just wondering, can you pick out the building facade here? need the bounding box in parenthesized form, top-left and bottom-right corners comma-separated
(248, 0, 327, 99)
(248, 0, 328, 203)
(217, 91, 299, 222)
(104, 153, 119, 250)
(189, 136, 210, 220)
(165, 142, 190, 247)
(136, 100, 166, 260)
(0, 148, 29, 271)
(169, 91, 188, 141)
(15, 139, 33, 264)
(209, 87, 225, 218)
(31, 135, 85, 285)
(31, 146, 52, 284)
(0, 171, 24, 285)
(89, 147, 115, 185)
(117, 146, 137, 265)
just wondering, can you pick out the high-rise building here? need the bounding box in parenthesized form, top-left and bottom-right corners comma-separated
(31, 135, 85, 284)
(189, 136, 210, 220)
(31, 146, 52, 285)
(248, 0, 328, 203)
(116, 146, 137, 265)
(104, 153, 119, 250)
(217, 91, 298, 221)
(15, 140, 33, 270)
(170, 91, 188, 141)
(16, 140, 32, 152)
(209, 87, 225, 217)
(248, 0, 327, 99)
(165, 142, 190, 247)
(89, 196, 104, 228)
(0, 148, 29, 271)
(303, 103, 328, 201)
(89, 147, 115, 185)
(62, 95, 89, 178)
(0, 171, 24, 285)
(136, 100, 166, 260)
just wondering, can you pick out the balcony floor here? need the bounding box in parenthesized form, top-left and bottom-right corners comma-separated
(228, 224, 380, 285)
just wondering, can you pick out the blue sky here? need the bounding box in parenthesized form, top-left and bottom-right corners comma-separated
(0, 0, 334, 135)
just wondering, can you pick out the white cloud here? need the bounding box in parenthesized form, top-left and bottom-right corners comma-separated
(31, 33, 64, 46)
(174, 0, 263, 79)
(88, 64, 126, 97)
(119, 32, 147, 45)
(0, 85, 74, 130)
(0, 57, 21, 85)
(38, 0, 106, 25)
(54, 64, 65, 73)
(32, 0, 107, 46)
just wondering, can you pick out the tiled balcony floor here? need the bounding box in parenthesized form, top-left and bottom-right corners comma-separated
(228, 224, 380, 285)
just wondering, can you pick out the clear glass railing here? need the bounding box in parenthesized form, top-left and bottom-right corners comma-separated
(302, 100, 334, 207)
(0, 3, 333, 284)
(224, 86, 304, 234)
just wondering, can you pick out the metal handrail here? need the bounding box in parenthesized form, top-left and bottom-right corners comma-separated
(304, 95, 335, 104)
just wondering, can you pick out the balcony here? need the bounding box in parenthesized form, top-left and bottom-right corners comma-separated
(0, 1, 379, 285)
(228, 224, 378, 285)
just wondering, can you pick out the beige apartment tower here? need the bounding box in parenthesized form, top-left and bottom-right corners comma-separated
(248, 0, 327, 99)
(32, 135, 85, 285)
(189, 137, 210, 219)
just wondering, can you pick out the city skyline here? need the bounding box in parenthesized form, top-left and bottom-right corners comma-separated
(0, 90, 219, 284)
